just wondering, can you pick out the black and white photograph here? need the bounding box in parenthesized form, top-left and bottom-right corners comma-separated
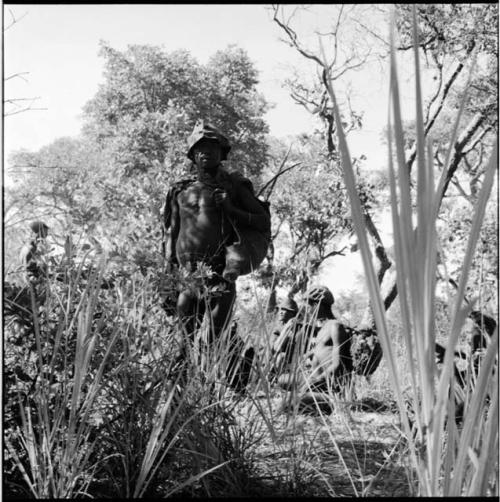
(3, 3, 498, 498)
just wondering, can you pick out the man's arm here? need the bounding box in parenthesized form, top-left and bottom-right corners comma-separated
(162, 187, 180, 268)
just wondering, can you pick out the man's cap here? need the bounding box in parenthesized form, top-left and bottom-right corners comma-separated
(305, 285, 335, 306)
(187, 120, 231, 161)
(277, 297, 298, 313)
(30, 221, 49, 234)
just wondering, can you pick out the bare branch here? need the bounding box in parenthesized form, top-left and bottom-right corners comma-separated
(439, 112, 486, 204)
(271, 5, 326, 68)
(353, 19, 391, 48)
(463, 126, 493, 155)
(5, 72, 30, 83)
(5, 97, 42, 103)
(258, 162, 302, 200)
(288, 84, 322, 115)
(329, 5, 344, 67)
(289, 240, 310, 263)
(332, 51, 372, 80)
(4, 96, 47, 116)
(451, 177, 473, 204)
(405, 61, 467, 172)
(5, 107, 47, 117)
(321, 245, 348, 261)
(424, 65, 443, 125)
(4, 9, 28, 32)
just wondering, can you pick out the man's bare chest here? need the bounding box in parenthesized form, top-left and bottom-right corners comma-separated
(178, 183, 218, 212)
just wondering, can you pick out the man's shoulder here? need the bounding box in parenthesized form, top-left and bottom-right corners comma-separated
(19, 242, 35, 261)
(170, 178, 197, 190)
(219, 168, 254, 192)
(167, 178, 197, 198)
(318, 319, 344, 334)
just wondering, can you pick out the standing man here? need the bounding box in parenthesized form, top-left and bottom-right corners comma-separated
(162, 120, 271, 345)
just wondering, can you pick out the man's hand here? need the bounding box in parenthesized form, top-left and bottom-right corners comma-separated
(213, 189, 234, 212)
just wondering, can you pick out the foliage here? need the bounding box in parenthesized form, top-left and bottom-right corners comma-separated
(83, 42, 269, 179)
(5, 43, 270, 278)
(264, 133, 378, 295)
(393, 3, 498, 174)
(438, 197, 498, 311)
(6, 137, 106, 229)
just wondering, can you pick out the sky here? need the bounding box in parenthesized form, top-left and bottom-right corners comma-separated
(3, 4, 410, 172)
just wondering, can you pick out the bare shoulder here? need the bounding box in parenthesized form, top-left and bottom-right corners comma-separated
(174, 179, 203, 205)
(169, 178, 197, 197)
(316, 320, 345, 341)
(320, 319, 343, 332)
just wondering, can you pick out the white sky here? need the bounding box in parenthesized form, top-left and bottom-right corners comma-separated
(2, 4, 417, 173)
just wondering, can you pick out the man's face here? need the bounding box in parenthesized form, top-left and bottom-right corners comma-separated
(193, 139, 222, 171)
(277, 307, 295, 324)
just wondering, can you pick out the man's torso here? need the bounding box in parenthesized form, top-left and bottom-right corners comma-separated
(175, 180, 229, 270)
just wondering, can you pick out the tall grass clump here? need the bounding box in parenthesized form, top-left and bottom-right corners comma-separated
(4, 242, 263, 498)
(320, 5, 498, 496)
(80, 265, 255, 498)
(4, 250, 120, 498)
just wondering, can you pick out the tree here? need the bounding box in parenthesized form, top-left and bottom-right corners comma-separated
(265, 133, 361, 297)
(271, 4, 498, 325)
(381, 4, 498, 315)
(83, 42, 269, 180)
(5, 43, 271, 279)
(267, 5, 386, 296)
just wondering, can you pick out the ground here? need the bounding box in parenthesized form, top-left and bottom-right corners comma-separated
(239, 393, 412, 497)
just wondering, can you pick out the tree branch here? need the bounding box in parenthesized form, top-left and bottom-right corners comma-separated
(406, 58, 468, 172)
(5, 72, 30, 83)
(259, 162, 302, 200)
(4, 9, 28, 32)
(462, 126, 492, 155)
(439, 112, 486, 204)
(271, 4, 326, 69)
(321, 245, 348, 261)
(4, 96, 47, 116)
(424, 64, 443, 126)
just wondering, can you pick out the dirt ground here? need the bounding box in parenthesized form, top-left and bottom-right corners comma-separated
(232, 392, 414, 497)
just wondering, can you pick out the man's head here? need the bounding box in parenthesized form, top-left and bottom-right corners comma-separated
(304, 285, 335, 319)
(192, 138, 223, 172)
(276, 297, 298, 324)
(187, 120, 231, 171)
(30, 221, 49, 239)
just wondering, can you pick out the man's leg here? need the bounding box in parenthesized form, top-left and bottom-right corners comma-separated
(177, 289, 205, 360)
(207, 281, 236, 344)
